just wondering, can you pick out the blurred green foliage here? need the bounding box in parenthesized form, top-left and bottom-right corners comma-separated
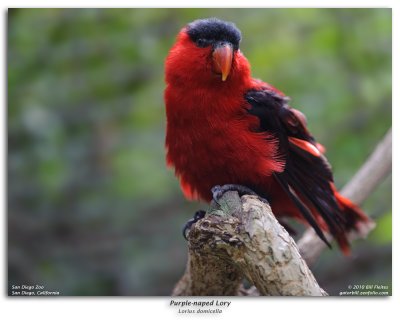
(8, 8, 391, 295)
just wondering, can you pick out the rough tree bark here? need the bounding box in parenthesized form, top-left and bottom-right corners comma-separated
(173, 192, 327, 296)
(173, 128, 391, 296)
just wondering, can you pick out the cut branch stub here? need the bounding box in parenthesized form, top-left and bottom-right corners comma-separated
(173, 191, 327, 296)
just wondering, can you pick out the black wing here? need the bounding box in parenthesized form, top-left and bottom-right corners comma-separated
(245, 89, 346, 246)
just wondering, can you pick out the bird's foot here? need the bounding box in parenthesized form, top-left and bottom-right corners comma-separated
(182, 210, 206, 240)
(211, 184, 269, 205)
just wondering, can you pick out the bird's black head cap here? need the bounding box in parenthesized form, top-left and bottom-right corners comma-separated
(187, 18, 241, 50)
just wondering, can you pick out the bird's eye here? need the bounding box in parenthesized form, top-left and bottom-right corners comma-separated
(196, 38, 209, 47)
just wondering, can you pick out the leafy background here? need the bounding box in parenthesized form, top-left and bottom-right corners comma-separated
(8, 8, 391, 295)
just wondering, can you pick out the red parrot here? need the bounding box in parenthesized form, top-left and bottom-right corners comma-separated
(164, 18, 370, 254)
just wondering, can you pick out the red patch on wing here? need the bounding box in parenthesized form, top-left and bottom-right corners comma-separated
(316, 143, 326, 154)
(288, 137, 321, 157)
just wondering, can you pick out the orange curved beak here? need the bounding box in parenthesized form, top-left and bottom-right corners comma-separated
(212, 43, 233, 81)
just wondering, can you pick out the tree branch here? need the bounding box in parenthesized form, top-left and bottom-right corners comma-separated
(173, 191, 326, 296)
(340, 128, 392, 204)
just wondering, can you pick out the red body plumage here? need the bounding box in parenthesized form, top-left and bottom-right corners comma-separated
(164, 19, 370, 253)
